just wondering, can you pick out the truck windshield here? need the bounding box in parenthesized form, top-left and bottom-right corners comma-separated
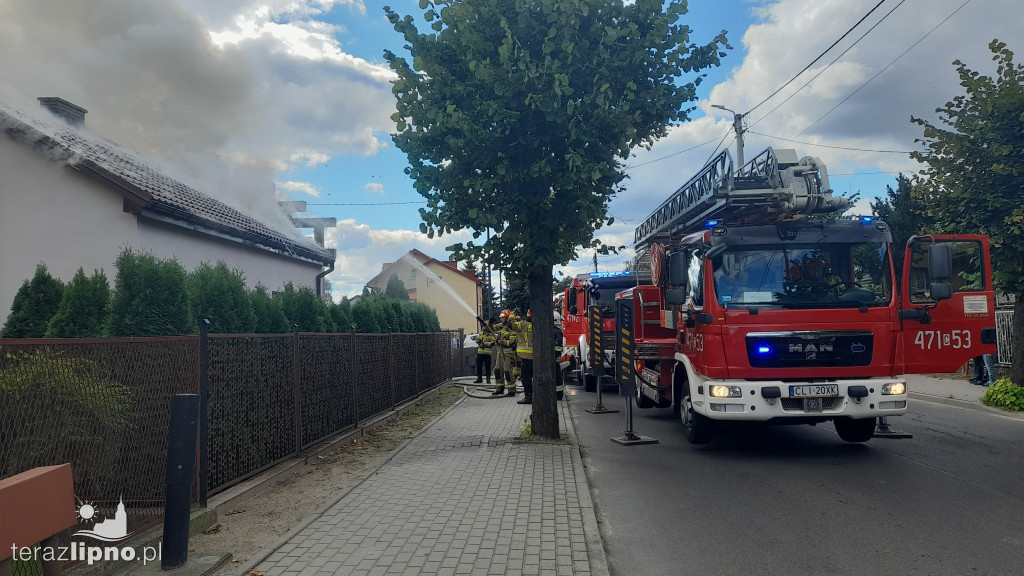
(712, 242, 892, 309)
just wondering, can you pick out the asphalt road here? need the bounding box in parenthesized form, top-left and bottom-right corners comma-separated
(565, 386, 1024, 576)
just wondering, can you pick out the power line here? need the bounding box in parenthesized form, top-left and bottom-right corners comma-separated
(747, 0, 910, 130)
(307, 201, 424, 206)
(795, 0, 973, 137)
(745, 130, 914, 153)
(626, 137, 721, 169)
(745, 0, 888, 118)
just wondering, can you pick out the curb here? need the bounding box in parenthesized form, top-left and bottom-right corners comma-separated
(910, 391, 1024, 420)
(561, 392, 613, 576)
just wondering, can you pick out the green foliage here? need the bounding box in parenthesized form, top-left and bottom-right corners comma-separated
(106, 248, 191, 336)
(350, 295, 441, 333)
(910, 39, 1024, 384)
(383, 0, 729, 273)
(251, 284, 290, 333)
(45, 268, 111, 338)
(981, 378, 1024, 411)
(188, 261, 256, 334)
(501, 271, 530, 316)
(0, 350, 134, 479)
(385, 273, 411, 300)
(870, 174, 934, 282)
(275, 282, 331, 332)
(329, 298, 354, 332)
(1, 263, 64, 338)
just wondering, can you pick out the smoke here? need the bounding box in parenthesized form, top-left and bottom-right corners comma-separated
(0, 0, 395, 244)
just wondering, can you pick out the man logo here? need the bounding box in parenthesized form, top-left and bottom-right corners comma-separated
(788, 343, 833, 353)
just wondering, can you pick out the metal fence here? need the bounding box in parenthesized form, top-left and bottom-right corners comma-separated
(0, 330, 456, 559)
(995, 308, 1014, 367)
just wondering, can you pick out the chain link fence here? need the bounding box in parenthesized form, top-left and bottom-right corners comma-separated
(1, 330, 455, 571)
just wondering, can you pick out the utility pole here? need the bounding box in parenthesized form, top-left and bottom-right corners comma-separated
(593, 254, 598, 274)
(712, 104, 745, 168)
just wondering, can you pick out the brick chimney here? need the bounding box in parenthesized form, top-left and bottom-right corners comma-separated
(37, 97, 87, 126)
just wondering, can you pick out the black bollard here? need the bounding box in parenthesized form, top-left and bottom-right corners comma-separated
(162, 394, 200, 570)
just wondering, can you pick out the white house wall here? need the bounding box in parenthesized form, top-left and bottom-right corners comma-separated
(137, 218, 323, 295)
(0, 136, 139, 325)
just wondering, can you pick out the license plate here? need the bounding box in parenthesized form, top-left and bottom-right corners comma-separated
(789, 384, 839, 397)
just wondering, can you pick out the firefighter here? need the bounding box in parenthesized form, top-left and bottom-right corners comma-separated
(474, 318, 496, 384)
(492, 310, 518, 396)
(515, 310, 534, 404)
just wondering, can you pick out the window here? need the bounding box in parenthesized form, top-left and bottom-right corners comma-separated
(908, 239, 985, 303)
(713, 242, 892, 309)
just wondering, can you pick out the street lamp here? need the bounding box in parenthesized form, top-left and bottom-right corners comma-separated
(712, 104, 745, 168)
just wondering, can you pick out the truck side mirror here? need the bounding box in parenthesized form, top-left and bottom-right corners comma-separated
(929, 282, 953, 301)
(665, 289, 686, 305)
(928, 242, 952, 281)
(568, 288, 578, 315)
(667, 252, 688, 287)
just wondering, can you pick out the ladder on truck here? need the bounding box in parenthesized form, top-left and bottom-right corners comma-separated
(632, 147, 850, 268)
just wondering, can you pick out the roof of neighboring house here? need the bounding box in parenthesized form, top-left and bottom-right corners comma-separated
(367, 249, 480, 289)
(0, 100, 333, 266)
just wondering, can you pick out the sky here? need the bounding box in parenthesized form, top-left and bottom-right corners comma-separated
(1, 0, 1021, 300)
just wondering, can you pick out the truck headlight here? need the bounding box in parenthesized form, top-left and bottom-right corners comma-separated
(710, 385, 742, 398)
(882, 382, 906, 395)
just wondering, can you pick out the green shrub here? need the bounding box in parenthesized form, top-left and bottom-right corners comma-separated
(0, 350, 134, 482)
(1, 263, 64, 338)
(981, 378, 1024, 411)
(106, 248, 191, 336)
(251, 284, 289, 333)
(275, 283, 329, 332)
(45, 268, 110, 338)
(188, 261, 256, 333)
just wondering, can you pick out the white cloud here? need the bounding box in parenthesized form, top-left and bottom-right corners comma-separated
(277, 180, 322, 197)
(364, 182, 385, 196)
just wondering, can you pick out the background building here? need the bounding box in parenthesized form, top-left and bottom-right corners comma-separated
(365, 249, 481, 334)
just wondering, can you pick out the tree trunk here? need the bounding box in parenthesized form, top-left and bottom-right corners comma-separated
(527, 265, 559, 439)
(1010, 298, 1024, 386)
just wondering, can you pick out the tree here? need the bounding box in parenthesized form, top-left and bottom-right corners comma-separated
(45, 268, 110, 338)
(106, 248, 191, 336)
(385, 273, 411, 300)
(910, 39, 1024, 385)
(870, 174, 934, 282)
(385, 0, 728, 438)
(187, 261, 256, 334)
(1, 263, 64, 338)
(275, 283, 329, 332)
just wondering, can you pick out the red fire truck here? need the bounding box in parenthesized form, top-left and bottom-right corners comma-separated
(618, 147, 997, 444)
(562, 271, 643, 391)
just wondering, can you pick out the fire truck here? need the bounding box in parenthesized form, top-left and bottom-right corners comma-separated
(618, 147, 997, 444)
(563, 271, 644, 391)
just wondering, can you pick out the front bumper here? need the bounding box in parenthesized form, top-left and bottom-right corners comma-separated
(691, 377, 908, 422)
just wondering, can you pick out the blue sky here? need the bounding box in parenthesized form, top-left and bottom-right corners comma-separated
(2, 0, 1021, 298)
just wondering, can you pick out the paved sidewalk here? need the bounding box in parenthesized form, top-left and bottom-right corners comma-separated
(907, 372, 1024, 419)
(237, 379, 610, 576)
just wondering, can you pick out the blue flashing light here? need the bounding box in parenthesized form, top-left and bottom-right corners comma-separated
(590, 271, 634, 278)
(756, 345, 772, 355)
(859, 216, 874, 224)
(705, 219, 722, 228)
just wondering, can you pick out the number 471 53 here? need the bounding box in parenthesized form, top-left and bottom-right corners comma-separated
(914, 329, 972, 350)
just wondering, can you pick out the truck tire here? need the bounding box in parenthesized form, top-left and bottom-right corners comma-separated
(681, 390, 713, 444)
(834, 417, 875, 442)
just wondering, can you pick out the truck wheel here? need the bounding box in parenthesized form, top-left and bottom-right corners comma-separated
(635, 380, 654, 409)
(681, 393, 713, 444)
(834, 417, 875, 442)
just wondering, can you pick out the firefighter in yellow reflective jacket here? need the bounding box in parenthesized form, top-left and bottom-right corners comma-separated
(474, 319, 496, 384)
(515, 311, 534, 404)
(492, 310, 518, 396)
